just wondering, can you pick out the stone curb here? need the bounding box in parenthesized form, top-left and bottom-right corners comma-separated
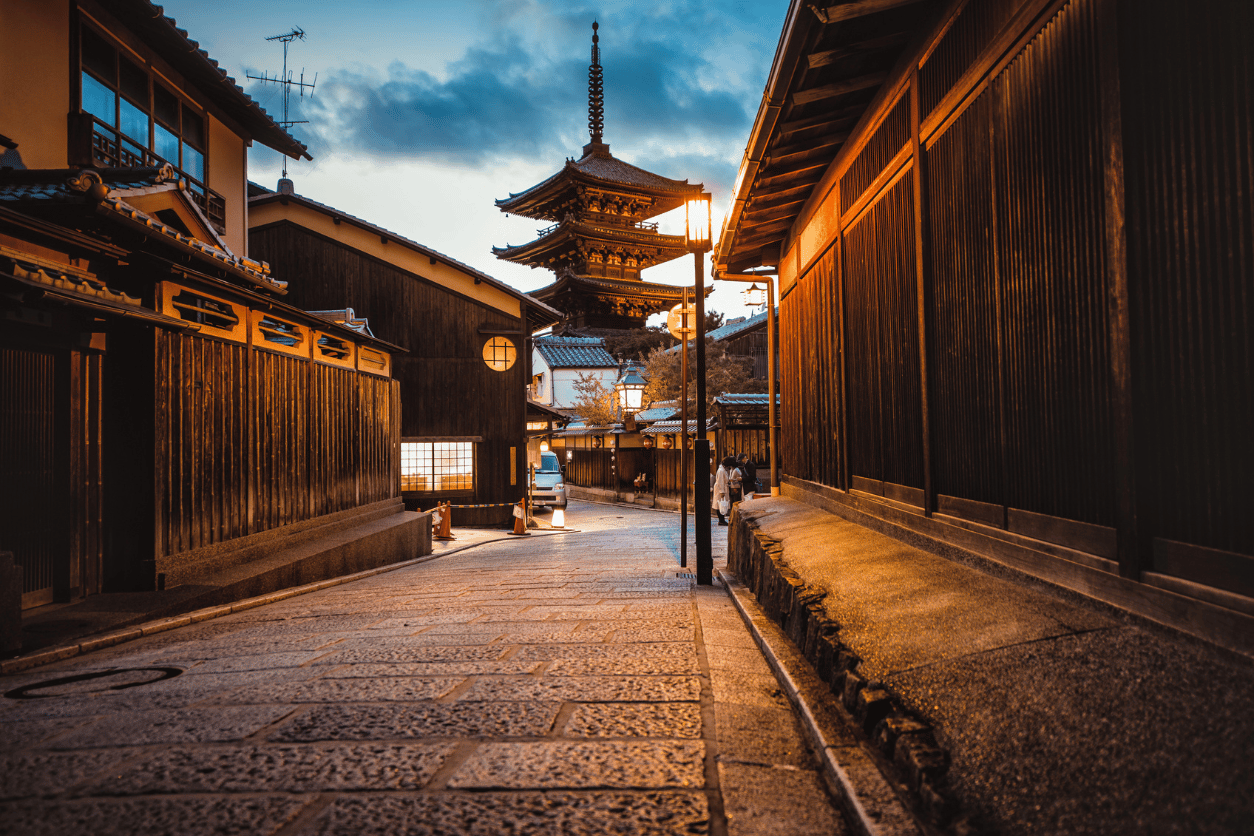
(1, 528, 574, 676)
(725, 513, 968, 833)
(717, 568, 926, 836)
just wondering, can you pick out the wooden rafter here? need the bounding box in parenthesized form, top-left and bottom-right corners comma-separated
(743, 200, 808, 225)
(792, 71, 889, 107)
(776, 106, 865, 139)
(767, 133, 850, 167)
(754, 162, 829, 192)
(811, 0, 926, 25)
(807, 31, 912, 68)
(748, 184, 815, 210)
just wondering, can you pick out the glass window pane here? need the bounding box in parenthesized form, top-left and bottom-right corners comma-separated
(80, 28, 115, 84)
(81, 72, 116, 126)
(119, 58, 147, 104)
(154, 123, 179, 165)
(182, 144, 204, 181)
(182, 108, 204, 149)
(119, 97, 148, 146)
(153, 83, 179, 128)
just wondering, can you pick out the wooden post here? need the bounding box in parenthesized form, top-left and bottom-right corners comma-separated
(680, 287, 689, 569)
(910, 68, 934, 516)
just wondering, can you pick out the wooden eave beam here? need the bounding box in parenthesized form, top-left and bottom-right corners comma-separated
(766, 133, 850, 167)
(754, 163, 829, 191)
(792, 71, 889, 107)
(777, 104, 867, 138)
(743, 201, 807, 225)
(748, 181, 820, 208)
(807, 31, 912, 68)
(812, 0, 927, 25)
(737, 216, 794, 240)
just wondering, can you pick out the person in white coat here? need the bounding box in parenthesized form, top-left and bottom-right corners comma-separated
(714, 457, 734, 525)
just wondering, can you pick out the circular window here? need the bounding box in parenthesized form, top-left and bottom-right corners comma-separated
(483, 336, 517, 371)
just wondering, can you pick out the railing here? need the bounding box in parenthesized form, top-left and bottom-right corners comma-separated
(77, 114, 227, 234)
(537, 218, 661, 238)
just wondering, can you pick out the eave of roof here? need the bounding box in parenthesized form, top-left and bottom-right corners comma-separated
(105, 1, 310, 160)
(249, 189, 563, 328)
(716, 0, 941, 274)
(496, 149, 702, 221)
(493, 220, 687, 268)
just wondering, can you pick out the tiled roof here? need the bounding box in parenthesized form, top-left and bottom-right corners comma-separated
(309, 308, 374, 338)
(713, 393, 780, 406)
(534, 335, 617, 369)
(707, 308, 773, 341)
(570, 151, 703, 194)
(634, 404, 679, 423)
(641, 418, 718, 435)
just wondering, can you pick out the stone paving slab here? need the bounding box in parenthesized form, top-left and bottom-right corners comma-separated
(455, 675, 701, 703)
(304, 791, 711, 836)
(316, 661, 542, 678)
(311, 645, 508, 664)
(544, 657, 702, 676)
(511, 642, 697, 662)
(564, 703, 703, 738)
(447, 741, 706, 789)
(0, 750, 132, 799)
(0, 795, 311, 836)
(209, 676, 464, 704)
(719, 762, 848, 836)
(80, 742, 457, 794)
(271, 702, 561, 741)
(51, 705, 296, 748)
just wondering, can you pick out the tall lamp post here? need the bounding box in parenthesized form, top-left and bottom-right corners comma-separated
(716, 271, 779, 496)
(686, 194, 713, 585)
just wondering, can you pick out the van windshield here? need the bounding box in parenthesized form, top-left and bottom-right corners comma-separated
(538, 453, 561, 473)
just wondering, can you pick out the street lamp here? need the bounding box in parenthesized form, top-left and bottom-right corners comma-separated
(743, 283, 767, 309)
(614, 366, 647, 413)
(685, 193, 713, 586)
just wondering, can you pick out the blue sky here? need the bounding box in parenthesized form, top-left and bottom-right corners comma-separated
(171, 0, 790, 320)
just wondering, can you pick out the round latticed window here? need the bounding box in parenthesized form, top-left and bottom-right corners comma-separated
(483, 336, 516, 371)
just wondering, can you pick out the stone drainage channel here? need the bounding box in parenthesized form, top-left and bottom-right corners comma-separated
(0, 501, 923, 836)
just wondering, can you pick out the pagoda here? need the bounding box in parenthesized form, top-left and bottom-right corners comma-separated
(494, 22, 706, 331)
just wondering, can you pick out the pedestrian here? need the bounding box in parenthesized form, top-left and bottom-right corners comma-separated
(738, 453, 758, 500)
(728, 456, 743, 504)
(714, 457, 733, 525)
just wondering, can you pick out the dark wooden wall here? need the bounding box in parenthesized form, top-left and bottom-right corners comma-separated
(779, 0, 1253, 596)
(250, 222, 527, 514)
(154, 330, 398, 559)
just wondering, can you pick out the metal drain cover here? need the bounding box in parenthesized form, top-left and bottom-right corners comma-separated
(4, 667, 184, 699)
(676, 572, 696, 579)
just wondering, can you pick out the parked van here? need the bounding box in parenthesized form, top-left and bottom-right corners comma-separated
(529, 451, 567, 509)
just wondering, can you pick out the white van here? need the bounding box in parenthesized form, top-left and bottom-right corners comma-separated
(529, 451, 567, 509)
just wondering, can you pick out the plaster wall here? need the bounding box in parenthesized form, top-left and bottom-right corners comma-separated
(0, 0, 70, 169)
(550, 367, 616, 410)
(208, 116, 248, 254)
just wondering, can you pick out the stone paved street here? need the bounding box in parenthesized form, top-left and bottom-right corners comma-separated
(0, 502, 849, 836)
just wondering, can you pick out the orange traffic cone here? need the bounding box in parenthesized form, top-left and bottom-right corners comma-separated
(433, 502, 455, 541)
(510, 498, 529, 535)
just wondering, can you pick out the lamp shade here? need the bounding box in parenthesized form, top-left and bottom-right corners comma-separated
(615, 367, 647, 410)
(685, 195, 712, 252)
(743, 283, 767, 307)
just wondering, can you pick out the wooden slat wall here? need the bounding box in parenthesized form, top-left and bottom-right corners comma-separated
(779, 0, 1254, 593)
(1120, 0, 1254, 581)
(568, 449, 614, 490)
(155, 330, 399, 558)
(0, 346, 58, 603)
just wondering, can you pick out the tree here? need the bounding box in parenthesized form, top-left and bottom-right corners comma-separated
(640, 338, 766, 415)
(569, 372, 619, 426)
(600, 325, 675, 361)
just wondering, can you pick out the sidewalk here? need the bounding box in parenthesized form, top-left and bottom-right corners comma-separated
(728, 497, 1254, 834)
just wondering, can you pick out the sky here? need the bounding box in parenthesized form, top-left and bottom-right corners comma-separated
(170, 0, 791, 324)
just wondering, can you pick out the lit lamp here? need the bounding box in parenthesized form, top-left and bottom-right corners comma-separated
(743, 283, 767, 308)
(685, 195, 712, 254)
(615, 367, 647, 414)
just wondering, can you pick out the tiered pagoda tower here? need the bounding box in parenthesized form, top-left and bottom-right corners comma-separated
(494, 22, 706, 331)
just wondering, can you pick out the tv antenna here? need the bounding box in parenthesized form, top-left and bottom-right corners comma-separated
(247, 27, 316, 178)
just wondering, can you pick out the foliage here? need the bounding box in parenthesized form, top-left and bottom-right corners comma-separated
(569, 372, 619, 426)
(600, 325, 676, 361)
(640, 337, 766, 415)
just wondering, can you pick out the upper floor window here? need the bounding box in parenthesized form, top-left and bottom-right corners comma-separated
(79, 26, 207, 186)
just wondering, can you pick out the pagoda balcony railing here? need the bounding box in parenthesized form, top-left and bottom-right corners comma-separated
(71, 113, 227, 235)
(537, 218, 660, 237)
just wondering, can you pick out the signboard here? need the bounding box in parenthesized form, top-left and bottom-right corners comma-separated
(667, 303, 696, 340)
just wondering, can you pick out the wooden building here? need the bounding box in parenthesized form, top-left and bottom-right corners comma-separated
(716, 0, 1253, 651)
(493, 23, 706, 330)
(248, 186, 563, 526)
(707, 309, 777, 380)
(0, 0, 421, 616)
(530, 334, 619, 409)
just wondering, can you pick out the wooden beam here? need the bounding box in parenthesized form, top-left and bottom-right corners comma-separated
(749, 183, 818, 210)
(743, 201, 807, 225)
(766, 133, 851, 167)
(807, 31, 911, 68)
(777, 105, 865, 138)
(813, 0, 926, 25)
(738, 217, 795, 239)
(755, 163, 828, 191)
(792, 72, 888, 107)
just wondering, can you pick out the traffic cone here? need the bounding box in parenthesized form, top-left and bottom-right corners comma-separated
(510, 498, 529, 535)
(433, 502, 455, 541)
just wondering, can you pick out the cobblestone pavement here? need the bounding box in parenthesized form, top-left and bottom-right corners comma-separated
(0, 502, 849, 836)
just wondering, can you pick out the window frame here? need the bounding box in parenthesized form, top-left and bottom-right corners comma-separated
(400, 439, 477, 495)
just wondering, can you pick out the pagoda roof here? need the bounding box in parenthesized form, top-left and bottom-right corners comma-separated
(530, 272, 711, 308)
(493, 217, 688, 270)
(496, 147, 703, 221)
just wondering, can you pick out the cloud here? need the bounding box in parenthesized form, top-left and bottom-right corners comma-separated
(268, 8, 759, 170)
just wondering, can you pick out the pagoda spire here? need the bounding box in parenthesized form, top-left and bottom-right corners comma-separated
(584, 22, 609, 157)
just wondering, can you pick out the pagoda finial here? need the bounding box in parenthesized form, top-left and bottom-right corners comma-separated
(586, 21, 606, 152)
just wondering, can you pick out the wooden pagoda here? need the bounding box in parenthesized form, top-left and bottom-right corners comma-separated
(494, 22, 705, 330)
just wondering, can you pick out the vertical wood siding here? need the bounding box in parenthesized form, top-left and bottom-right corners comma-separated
(1121, 0, 1254, 563)
(156, 330, 398, 558)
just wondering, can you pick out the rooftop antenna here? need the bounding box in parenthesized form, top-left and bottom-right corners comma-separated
(247, 28, 316, 183)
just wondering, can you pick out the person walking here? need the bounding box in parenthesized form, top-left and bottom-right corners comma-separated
(738, 453, 758, 501)
(714, 457, 733, 525)
(728, 457, 744, 505)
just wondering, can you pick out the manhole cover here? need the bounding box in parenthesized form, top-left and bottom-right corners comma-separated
(676, 573, 695, 579)
(22, 620, 92, 634)
(4, 667, 184, 699)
